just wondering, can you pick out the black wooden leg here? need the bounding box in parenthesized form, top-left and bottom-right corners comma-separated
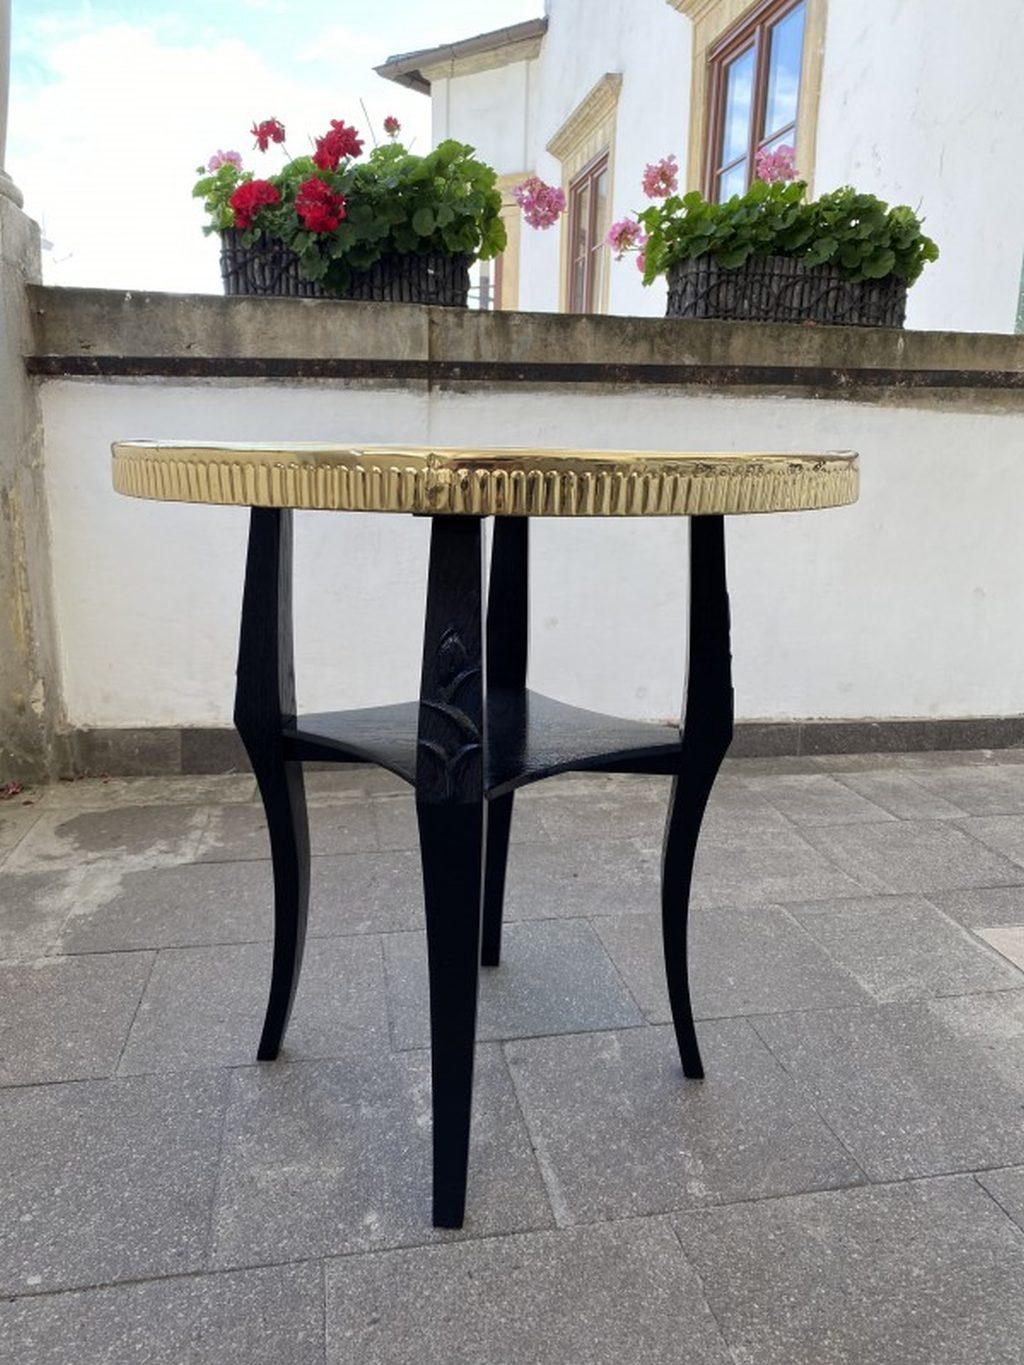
(416, 516, 487, 1228)
(482, 518, 528, 967)
(234, 508, 311, 1062)
(662, 515, 734, 1079)
(481, 793, 513, 966)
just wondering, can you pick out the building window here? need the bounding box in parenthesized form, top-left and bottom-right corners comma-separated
(705, 0, 807, 200)
(566, 153, 610, 313)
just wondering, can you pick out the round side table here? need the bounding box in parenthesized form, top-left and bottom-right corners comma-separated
(113, 441, 859, 1227)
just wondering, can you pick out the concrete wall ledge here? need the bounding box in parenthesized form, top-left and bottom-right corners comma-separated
(25, 286, 1024, 406)
(65, 718, 1024, 778)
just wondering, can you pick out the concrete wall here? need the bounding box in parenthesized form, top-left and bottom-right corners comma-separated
(37, 371, 1024, 732)
(0, 200, 62, 778)
(432, 0, 1024, 333)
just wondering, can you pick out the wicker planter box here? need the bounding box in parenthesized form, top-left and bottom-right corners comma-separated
(219, 230, 472, 306)
(666, 253, 907, 328)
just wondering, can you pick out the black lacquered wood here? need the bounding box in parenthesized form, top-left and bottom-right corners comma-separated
(234, 508, 311, 1061)
(482, 519, 528, 967)
(286, 690, 684, 792)
(662, 515, 734, 1079)
(415, 516, 487, 1229)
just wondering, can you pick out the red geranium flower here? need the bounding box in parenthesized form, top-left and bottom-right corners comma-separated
(250, 118, 286, 152)
(229, 178, 281, 228)
(312, 119, 363, 171)
(295, 176, 347, 233)
(383, 115, 400, 137)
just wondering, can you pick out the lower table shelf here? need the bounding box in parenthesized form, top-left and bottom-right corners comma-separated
(285, 688, 684, 797)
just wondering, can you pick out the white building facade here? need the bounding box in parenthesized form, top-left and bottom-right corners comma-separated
(378, 0, 1024, 333)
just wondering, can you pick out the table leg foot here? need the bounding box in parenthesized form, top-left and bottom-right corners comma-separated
(482, 792, 514, 967)
(253, 758, 310, 1060)
(662, 775, 707, 1080)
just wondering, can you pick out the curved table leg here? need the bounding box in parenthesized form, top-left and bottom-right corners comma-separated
(416, 516, 487, 1228)
(662, 515, 734, 1078)
(482, 518, 529, 968)
(482, 792, 514, 967)
(234, 508, 311, 1061)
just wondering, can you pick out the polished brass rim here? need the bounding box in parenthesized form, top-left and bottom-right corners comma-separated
(112, 442, 859, 516)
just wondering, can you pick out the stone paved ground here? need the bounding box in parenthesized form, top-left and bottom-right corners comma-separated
(3, 752, 1024, 1362)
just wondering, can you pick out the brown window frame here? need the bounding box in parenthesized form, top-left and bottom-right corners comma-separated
(704, 0, 807, 200)
(565, 151, 610, 314)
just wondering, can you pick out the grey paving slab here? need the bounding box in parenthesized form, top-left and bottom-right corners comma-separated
(0, 952, 153, 1085)
(926, 991, 1024, 1090)
(788, 894, 1024, 1002)
(324, 1218, 732, 1365)
(310, 849, 424, 935)
(0, 1071, 228, 1295)
(383, 919, 644, 1050)
(976, 925, 1024, 970)
(957, 815, 1024, 867)
(34, 774, 256, 809)
(195, 798, 379, 862)
(673, 1177, 1024, 1365)
(372, 791, 549, 851)
(799, 820, 1024, 893)
(753, 998, 1024, 1180)
(0, 804, 39, 864)
(58, 850, 425, 953)
(119, 935, 388, 1074)
(742, 773, 896, 825)
(901, 763, 1024, 815)
(688, 802, 868, 907)
(0, 1262, 325, 1365)
(503, 836, 662, 921)
(527, 782, 670, 844)
(835, 767, 968, 819)
(305, 765, 408, 799)
(210, 1045, 553, 1266)
(504, 1022, 864, 1223)
(5, 803, 210, 872)
(926, 883, 1024, 929)
(976, 1165, 1024, 1232)
(59, 858, 272, 952)
(593, 906, 872, 1023)
(0, 868, 73, 959)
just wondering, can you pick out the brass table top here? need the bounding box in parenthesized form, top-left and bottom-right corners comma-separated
(112, 442, 858, 517)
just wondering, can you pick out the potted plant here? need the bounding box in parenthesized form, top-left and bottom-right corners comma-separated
(518, 148, 938, 327)
(193, 116, 507, 306)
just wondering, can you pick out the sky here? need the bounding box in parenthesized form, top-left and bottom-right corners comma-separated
(9, 0, 541, 292)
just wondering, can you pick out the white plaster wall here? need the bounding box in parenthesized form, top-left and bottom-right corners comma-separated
(815, 0, 1024, 334)
(431, 62, 535, 175)
(42, 378, 1024, 729)
(434, 0, 1024, 332)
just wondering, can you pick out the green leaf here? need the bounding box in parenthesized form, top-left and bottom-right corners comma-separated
(411, 206, 436, 236)
(861, 247, 896, 279)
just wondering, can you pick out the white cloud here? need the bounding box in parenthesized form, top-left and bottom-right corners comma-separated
(9, 20, 432, 291)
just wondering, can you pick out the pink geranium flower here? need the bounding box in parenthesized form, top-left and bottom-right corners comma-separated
(606, 218, 646, 259)
(513, 175, 566, 229)
(207, 149, 243, 171)
(754, 144, 797, 183)
(642, 155, 678, 199)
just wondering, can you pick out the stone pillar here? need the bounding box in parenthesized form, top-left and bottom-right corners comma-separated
(0, 0, 22, 206)
(0, 207, 63, 780)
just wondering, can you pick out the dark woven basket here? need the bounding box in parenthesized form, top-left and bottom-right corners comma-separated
(666, 253, 907, 328)
(219, 230, 471, 306)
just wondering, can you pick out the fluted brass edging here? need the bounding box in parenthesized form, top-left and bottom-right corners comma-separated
(112, 442, 858, 516)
